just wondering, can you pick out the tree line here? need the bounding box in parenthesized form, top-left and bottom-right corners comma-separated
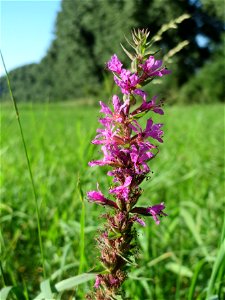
(0, 0, 224, 103)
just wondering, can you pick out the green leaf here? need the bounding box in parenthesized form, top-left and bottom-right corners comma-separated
(120, 44, 135, 60)
(124, 35, 136, 50)
(180, 208, 210, 259)
(207, 296, 220, 300)
(132, 111, 148, 120)
(40, 279, 54, 299)
(147, 252, 173, 267)
(131, 58, 137, 73)
(77, 176, 84, 201)
(188, 259, 207, 300)
(206, 239, 225, 299)
(110, 295, 124, 300)
(55, 273, 97, 292)
(50, 262, 79, 281)
(0, 286, 13, 300)
(165, 262, 193, 278)
(108, 231, 121, 239)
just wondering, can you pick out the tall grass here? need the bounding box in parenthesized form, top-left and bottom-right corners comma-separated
(1, 53, 46, 280)
(0, 101, 224, 299)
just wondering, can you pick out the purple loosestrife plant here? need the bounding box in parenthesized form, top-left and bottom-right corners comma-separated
(86, 29, 171, 300)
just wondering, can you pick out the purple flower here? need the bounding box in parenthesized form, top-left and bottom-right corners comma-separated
(112, 95, 129, 116)
(89, 145, 117, 167)
(96, 98, 128, 132)
(130, 118, 164, 143)
(107, 167, 134, 184)
(109, 176, 132, 201)
(92, 125, 123, 146)
(129, 144, 154, 174)
(94, 275, 102, 288)
(133, 216, 146, 227)
(131, 96, 164, 116)
(112, 95, 122, 112)
(146, 203, 167, 224)
(87, 186, 118, 208)
(107, 54, 123, 74)
(131, 203, 167, 225)
(133, 89, 147, 102)
(87, 190, 106, 203)
(140, 56, 171, 78)
(144, 119, 164, 143)
(99, 101, 113, 115)
(109, 275, 119, 286)
(114, 69, 139, 94)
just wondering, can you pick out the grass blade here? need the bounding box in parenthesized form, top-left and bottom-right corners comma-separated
(0, 51, 46, 278)
(206, 214, 225, 299)
(77, 176, 86, 274)
(0, 286, 13, 300)
(165, 262, 193, 278)
(40, 279, 54, 299)
(180, 208, 210, 259)
(55, 273, 97, 292)
(188, 259, 207, 300)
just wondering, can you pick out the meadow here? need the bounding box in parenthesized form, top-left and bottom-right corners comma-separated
(0, 102, 224, 300)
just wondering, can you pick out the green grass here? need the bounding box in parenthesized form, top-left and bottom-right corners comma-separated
(0, 102, 224, 299)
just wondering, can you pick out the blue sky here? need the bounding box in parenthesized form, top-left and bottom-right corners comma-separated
(0, 0, 61, 76)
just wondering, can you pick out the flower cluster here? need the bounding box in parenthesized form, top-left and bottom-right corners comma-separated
(88, 54, 169, 223)
(86, 30, 170, 300)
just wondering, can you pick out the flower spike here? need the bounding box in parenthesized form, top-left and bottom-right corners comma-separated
(86, 29, 170, 300)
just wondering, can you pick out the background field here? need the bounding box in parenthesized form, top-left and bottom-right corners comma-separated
(0, 102, 224, 299)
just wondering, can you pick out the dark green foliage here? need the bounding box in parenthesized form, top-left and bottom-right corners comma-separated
(42, 0, 136, 100)
(179, 36, 225, 104)
(0, 0, 224, 102)
(201, 0, 225, 22)
(0, 64, 40, 101)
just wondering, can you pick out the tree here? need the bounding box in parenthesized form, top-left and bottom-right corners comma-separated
(179, 34, 225, 103)
(0, 0, 224, 102)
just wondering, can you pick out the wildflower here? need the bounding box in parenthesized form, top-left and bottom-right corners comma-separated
(107, 54, 123, 74)
(109, 176, 132, 201)
(140, 56, 171, 78)
(131, 203, 167, 225)
(86, 29, 170, 300)
(131, 96, 164, 115)
(87, 186, 118, 208)
(94, 276, 102, 289)
(114, 69, 139, 95)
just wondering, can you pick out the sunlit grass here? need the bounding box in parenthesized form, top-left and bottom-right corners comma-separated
(0, 102, 224, 299)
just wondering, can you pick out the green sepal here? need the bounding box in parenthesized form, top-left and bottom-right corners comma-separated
(141, 77, 155, 86)
(120, 43, 135, 60)
(131, 58, 137, 73)
(131, 111, 148, 120)
(123, 143, 131, 149)
(108, 231, 122, 240)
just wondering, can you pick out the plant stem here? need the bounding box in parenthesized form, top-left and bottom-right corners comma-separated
(1, 51, 46, 279)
